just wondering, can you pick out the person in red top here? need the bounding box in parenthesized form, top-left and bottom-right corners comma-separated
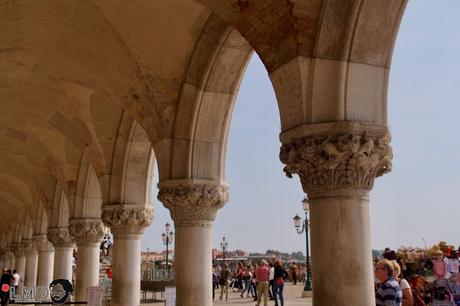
(235, 262, 244, 291)
(255, 260, 270, 306)
(106, 267, 112, 279)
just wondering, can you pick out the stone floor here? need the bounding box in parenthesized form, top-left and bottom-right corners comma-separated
(213, 284, 312, 306)
(142, 283, 312, 305)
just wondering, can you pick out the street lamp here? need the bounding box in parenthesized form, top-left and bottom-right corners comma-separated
(293, 196, 312, 293)
(220, 237, 228, 265)
(162, 222, 174, 277)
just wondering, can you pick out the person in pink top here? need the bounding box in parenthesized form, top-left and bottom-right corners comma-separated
(255, 260, 270, 306)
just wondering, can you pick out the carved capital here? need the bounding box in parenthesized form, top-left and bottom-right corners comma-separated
(157, 184, 229, 226)
(21, 239, 36, 255)
(11, 242, 24, 257)
(102, 205, 153, 237)
(47, 228, 75, 248)
(32, 234, 54, 252)
(69, 219, 105, 244)
(280, 124, 392, 196)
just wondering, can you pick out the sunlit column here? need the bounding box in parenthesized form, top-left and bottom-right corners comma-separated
(280, 122, 392, 306)
(22, 239, 38, 287)
(158, 184, 228, 306)
(69, 219, 105, 301)
(33, 234, 54, 287)
(12, 242, 26, 278)
(102, 205, 153, 306)
(47, 228, 74, 282)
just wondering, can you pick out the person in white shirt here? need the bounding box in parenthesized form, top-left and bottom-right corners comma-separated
(12, 270, 20, 290)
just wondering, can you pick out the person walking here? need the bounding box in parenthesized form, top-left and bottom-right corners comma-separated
(375, 259, 403, 306)
(212, 265, 219, 301)
(273, 261, 286, 306)
(219, 264, 231, 301)
(252, 264, 258, 302)
(255, 260, 270, 306)
(241, 266, 253, 298)
(290, 263, 298, 285)
(269, 262, 275, 300)
(12, 270, 19, 292)
(0, 269, 14, 306)
(236, 262, 244, 291)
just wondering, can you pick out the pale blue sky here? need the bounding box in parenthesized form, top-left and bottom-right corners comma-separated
(142, 0, 460, 253)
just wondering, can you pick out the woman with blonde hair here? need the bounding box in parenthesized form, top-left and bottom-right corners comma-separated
(392, 260, 414, 306)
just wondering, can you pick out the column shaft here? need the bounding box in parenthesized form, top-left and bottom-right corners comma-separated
(47, 227, 75, 284)
(53, 246, 74, 281)
(310, 191, 374, 305)
(75, 243, 100, 301)
(111, 235, 141, 306)
(4, 257, 10, 270)
(25, 251, 38, 287)
(158, 184, 228, 306)
(37, 250, 54, 287)
(279, 122, 393, 306)
(102, 206, 153, 306)
(15, 255, 26, 278)
(175, 224, 213, 306)
(10, 256, 15, 270)
(69, 219, 105, 302)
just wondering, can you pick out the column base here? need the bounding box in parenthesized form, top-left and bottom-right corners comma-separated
(302, 290, 313, 298)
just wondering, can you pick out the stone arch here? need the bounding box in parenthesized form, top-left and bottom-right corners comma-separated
(32, 201, 50, 236)
(69, 156, 103, 219)
(195, 0, 408, 135)
(159, 14, 253, 184)
(48, 184, 71, 228)
(106, 114, 155, 208)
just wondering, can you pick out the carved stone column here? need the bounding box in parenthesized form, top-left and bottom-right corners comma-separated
(102, 205, 153, 306)
(33, 234, 54, 287)
(280, 122, 392, 306)
(6, 246, 15, 270)
(12, 242, 26, 278)
(158, 184, 229, 306)
(2, 247, 11, 270)
(69, 219, 105, 301)
(0, 248, 5, 269)
(22, 239, 38, 287)
(47, 228, 74, 282)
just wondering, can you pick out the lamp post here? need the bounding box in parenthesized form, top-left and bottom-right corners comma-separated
(220, 237, 228, 265)
(293, 197, 313, 295)
(162, 222, 174, 278)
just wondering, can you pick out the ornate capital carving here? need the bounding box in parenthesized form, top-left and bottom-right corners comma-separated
(157, 184, 229, 226)
(47, 228, 75, 248)
(280, 125, 392, 196)
(11, 242, 24, 257)
(69, 219, 105, 244)
(32, 234, 54, 252)
(102, 205, 153, 237)
(21, 239, 36, 255)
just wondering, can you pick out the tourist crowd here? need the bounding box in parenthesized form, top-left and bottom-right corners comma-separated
(212, 260, 303, 306)
(374, 242, 460, 306)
